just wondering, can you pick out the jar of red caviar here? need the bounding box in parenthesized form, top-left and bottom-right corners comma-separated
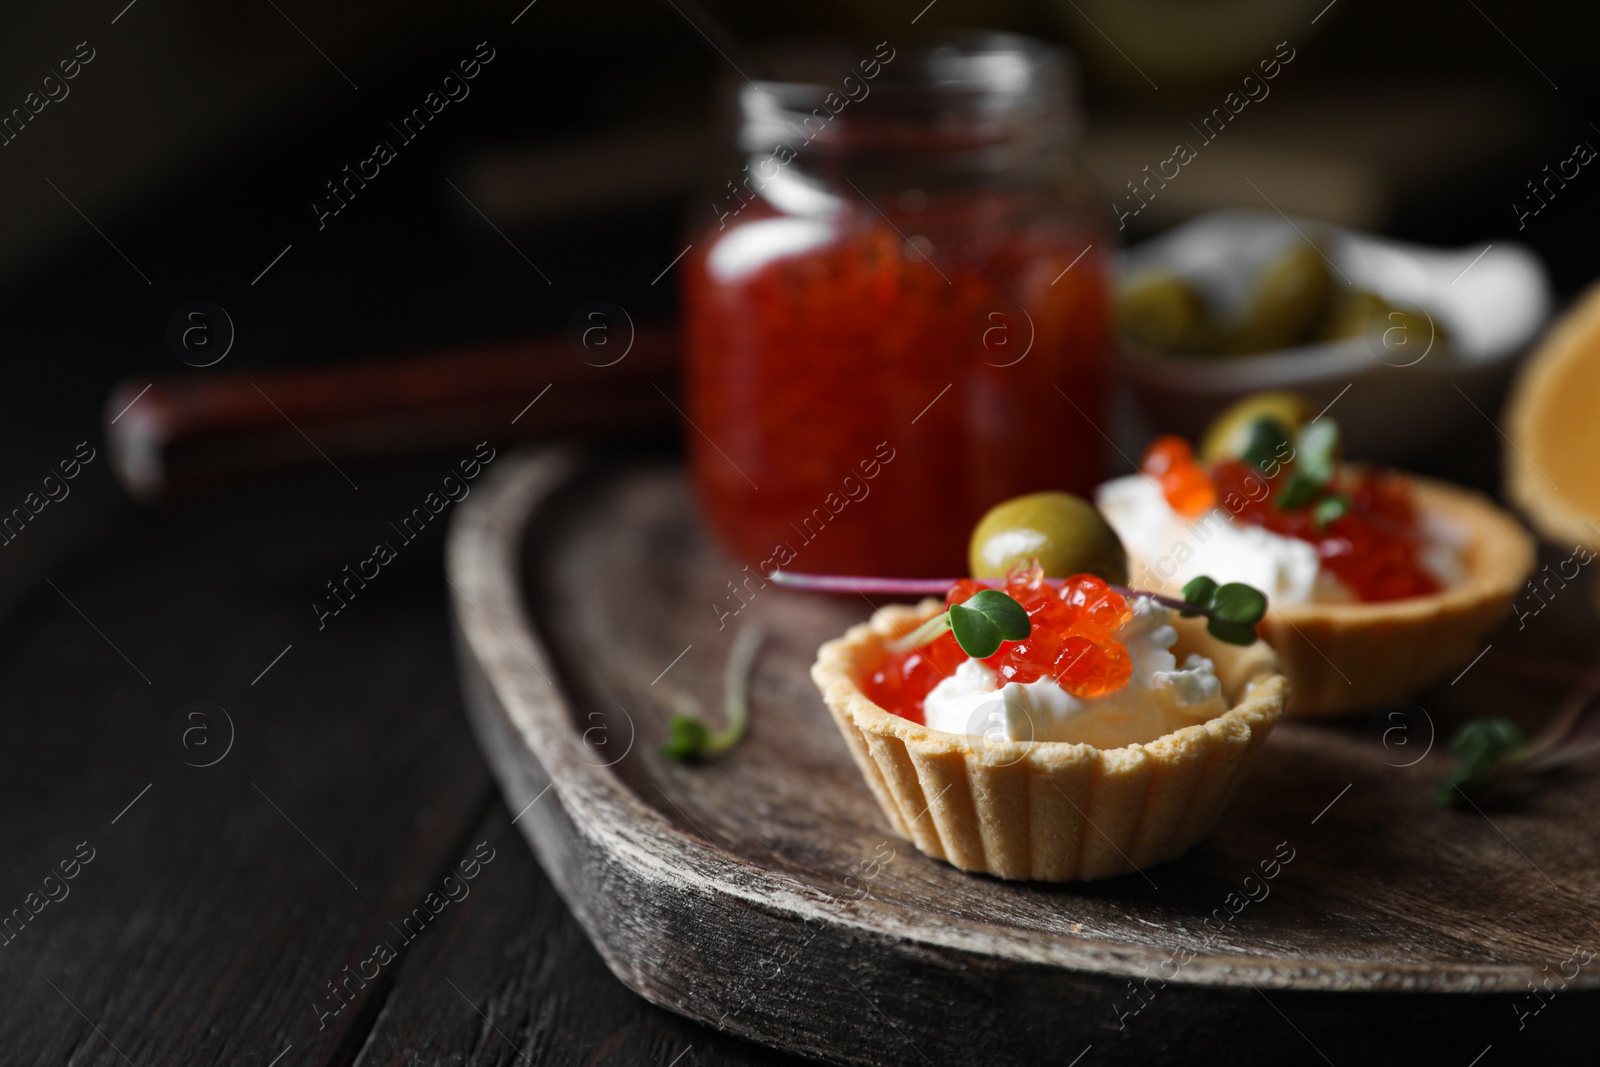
(683, 33, 1112, 577)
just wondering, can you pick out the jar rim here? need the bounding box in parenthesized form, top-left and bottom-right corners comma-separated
(734, 31, 1079, 160)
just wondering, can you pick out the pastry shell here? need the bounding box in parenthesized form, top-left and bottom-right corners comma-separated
(811, 604, 1287, 881)
(1241, 476, 1532, 717)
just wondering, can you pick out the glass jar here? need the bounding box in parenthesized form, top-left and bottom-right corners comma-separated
(682, 33, 1112, 577)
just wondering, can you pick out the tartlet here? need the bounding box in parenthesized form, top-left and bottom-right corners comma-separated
(1129, 474, 1534, 717)
(812, 602, 1286, 881)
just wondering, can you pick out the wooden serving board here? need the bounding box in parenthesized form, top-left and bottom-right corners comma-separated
(446, 450, 1600, 1066)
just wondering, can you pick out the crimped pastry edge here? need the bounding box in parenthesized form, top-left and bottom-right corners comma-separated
(1178, 475, 1532, 717)
(811, 601, 1287, 881)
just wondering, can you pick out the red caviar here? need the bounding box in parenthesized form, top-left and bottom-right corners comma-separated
(1142, 435, 1216, 517)
(863, 563, 1134, 724)
(1210, 460, 1441, 602)
(683, 199, 1112, 577)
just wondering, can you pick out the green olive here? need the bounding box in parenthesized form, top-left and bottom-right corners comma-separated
(969, 492, 1128, 584)
(1118, 270, 1218, 354)
(1320, 289, 1447, 360)
(1231, 244, 1333, 354)
(1319, 288, 1391, 341)
(1374, 305, 1446, 356)
(1200, 390, 1316, 464)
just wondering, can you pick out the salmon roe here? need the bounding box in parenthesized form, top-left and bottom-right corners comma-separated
(1142, 435, 1216, 517)
(1210, 460, 1441, 602)
(683, 198, 1112, 577)
(862, 562, 1134, 724)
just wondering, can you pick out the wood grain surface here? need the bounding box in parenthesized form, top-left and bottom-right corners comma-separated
(449, 450, 1600, 1066)
(0, 458, 795, 1067)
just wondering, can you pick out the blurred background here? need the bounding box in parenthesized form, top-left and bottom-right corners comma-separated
(7, 0, 1598, 590)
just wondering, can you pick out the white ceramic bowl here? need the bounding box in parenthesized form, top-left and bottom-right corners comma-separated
(1116, 211, 1552, 464)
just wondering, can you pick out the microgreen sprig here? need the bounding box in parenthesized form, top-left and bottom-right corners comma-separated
(1435, 718, 1525, 805)
(661, 623, 762, 762)
(1276, 417, 1341, 510)
(1434, 673, 1600, 806)
(896, 589, 1031, 658)
(1241, 416, 1293, 472)
(1312, 493, 1352, 529)
(1179, 575, 1269, 645)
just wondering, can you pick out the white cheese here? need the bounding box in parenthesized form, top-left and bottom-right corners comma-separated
(1095, 474, 1328, 605)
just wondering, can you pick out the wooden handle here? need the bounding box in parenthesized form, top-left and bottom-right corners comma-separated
(105, 325, 678, 499)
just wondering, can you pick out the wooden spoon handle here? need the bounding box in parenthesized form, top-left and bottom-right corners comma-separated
(104, 325, 678, 499)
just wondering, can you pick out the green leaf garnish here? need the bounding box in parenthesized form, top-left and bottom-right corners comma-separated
(948, 589, 1031, 659)
(1206, 582, 1267, 644)
(1312, 493, 1351, 529)
(1435, 717, 1526, 805)
(1211, 582, 1268, 625)
(965, 589, 1031, 639)
(894, 589, 1031, 660)
(1179, 576, 1218, 616)
(661, 715, 712, 760)
(1240, 417, 1293, 473)
(1276, 474, 1319, 509)
(1297, 418, 1340, 479)
(1175, 574, 1267, 645)
(661, 624, 762, 763)
(947, 604, 1002, 658)
(1206, 618, 1259, 645)
(1277, 418, 1340, 510)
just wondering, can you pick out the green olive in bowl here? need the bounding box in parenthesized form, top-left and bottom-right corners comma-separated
(1232, 244, 1334, 354)
(1119, 270, 1218, 353)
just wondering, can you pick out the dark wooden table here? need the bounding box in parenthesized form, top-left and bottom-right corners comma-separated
(0, 460, 804, 1066)
(0, 24, 779, 1058)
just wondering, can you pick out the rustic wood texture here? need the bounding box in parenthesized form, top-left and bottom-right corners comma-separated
(449, 450, 1600, 1066)
(0, 467, 496, 1066)
(0, 459, 790, 1067)
(350, 805, 809, 1067)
